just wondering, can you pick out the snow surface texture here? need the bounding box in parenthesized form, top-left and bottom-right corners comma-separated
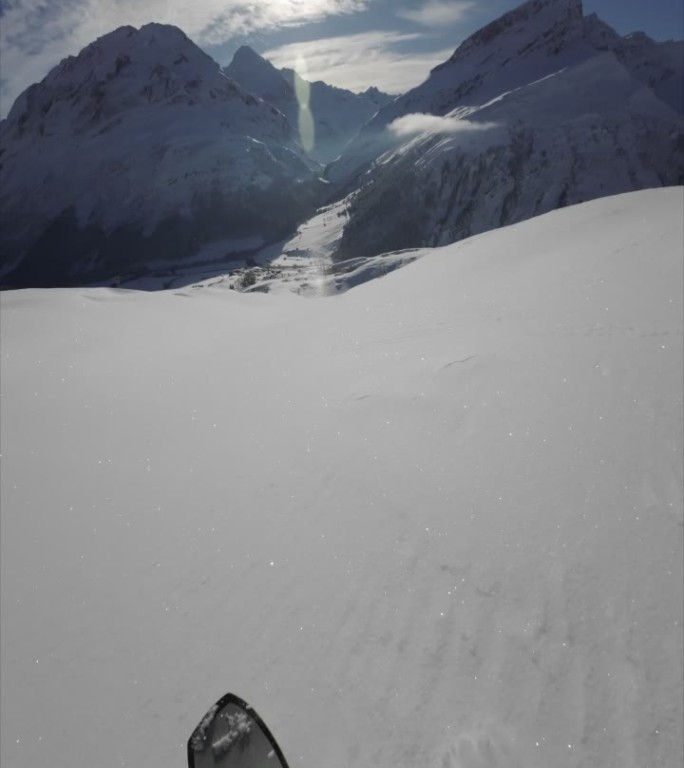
(1, 188, 682, 767)
(329, 0, 684, 258)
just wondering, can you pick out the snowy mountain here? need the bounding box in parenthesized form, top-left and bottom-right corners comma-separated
(225, 46, 393, 164)
(224, 46, 295, 116)
(1, 1, 682, 291)
(328, 0, 683, 258)
(0, 24, 324, 288)
(2, 187, 682, 768)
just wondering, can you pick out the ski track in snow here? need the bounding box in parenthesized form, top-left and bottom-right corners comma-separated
(0, 189, 682, 768)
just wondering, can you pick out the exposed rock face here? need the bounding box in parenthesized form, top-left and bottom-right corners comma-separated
(0, 24, 323, 288)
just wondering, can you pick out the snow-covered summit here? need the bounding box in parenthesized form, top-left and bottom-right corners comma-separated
(444, 0, 584, 64)
(225, 46, 392, 164)
(225, 45, 295, 114)
(583, 14, 684, 114)
(5, 24, 282, 139)
(0, 25, 324, 288)
(347, 0, 588, 142)
(330, 0, 682, 183)
(327, 0, 683, 259)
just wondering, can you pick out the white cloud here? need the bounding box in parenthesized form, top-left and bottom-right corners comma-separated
(195, 0, 369, 43)
(0, 0, 368, 116)
(396, 0, 475, 27)
(264, 32, 454, 94)
(388, 113, 498, 137)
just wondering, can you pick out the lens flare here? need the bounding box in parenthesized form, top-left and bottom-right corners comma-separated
(294, 55, 315, 153)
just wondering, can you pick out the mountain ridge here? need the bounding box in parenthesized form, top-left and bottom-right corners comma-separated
(328, 0, 682, 184)
(0, 23, 324, 287)
(327, 0, 683, 260)
(1, 1, 682, 289)
(225, 45, 393, 164)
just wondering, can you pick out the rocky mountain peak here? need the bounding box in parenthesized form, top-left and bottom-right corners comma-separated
(329, 0, 682, 258)
(361, 86, 395, 107)
(3, 23, 255, 140)
(231, 45, 270, 67)
(0, 23, 323, 288)
(224, 46, 292, 101)
(226, 49, 392, 163)
(439, 0, 584, 71)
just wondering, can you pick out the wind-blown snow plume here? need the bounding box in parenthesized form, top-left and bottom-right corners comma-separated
(388, 113, 499, 137)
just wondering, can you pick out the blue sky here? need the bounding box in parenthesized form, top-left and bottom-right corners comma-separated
(1, 0, 683, 117)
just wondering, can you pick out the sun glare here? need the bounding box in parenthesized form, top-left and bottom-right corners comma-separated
(294, 54, 315, 152)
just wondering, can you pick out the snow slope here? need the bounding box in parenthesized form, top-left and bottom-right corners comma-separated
(1, 188, 682, 768)
(244, 197, 423, 297)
